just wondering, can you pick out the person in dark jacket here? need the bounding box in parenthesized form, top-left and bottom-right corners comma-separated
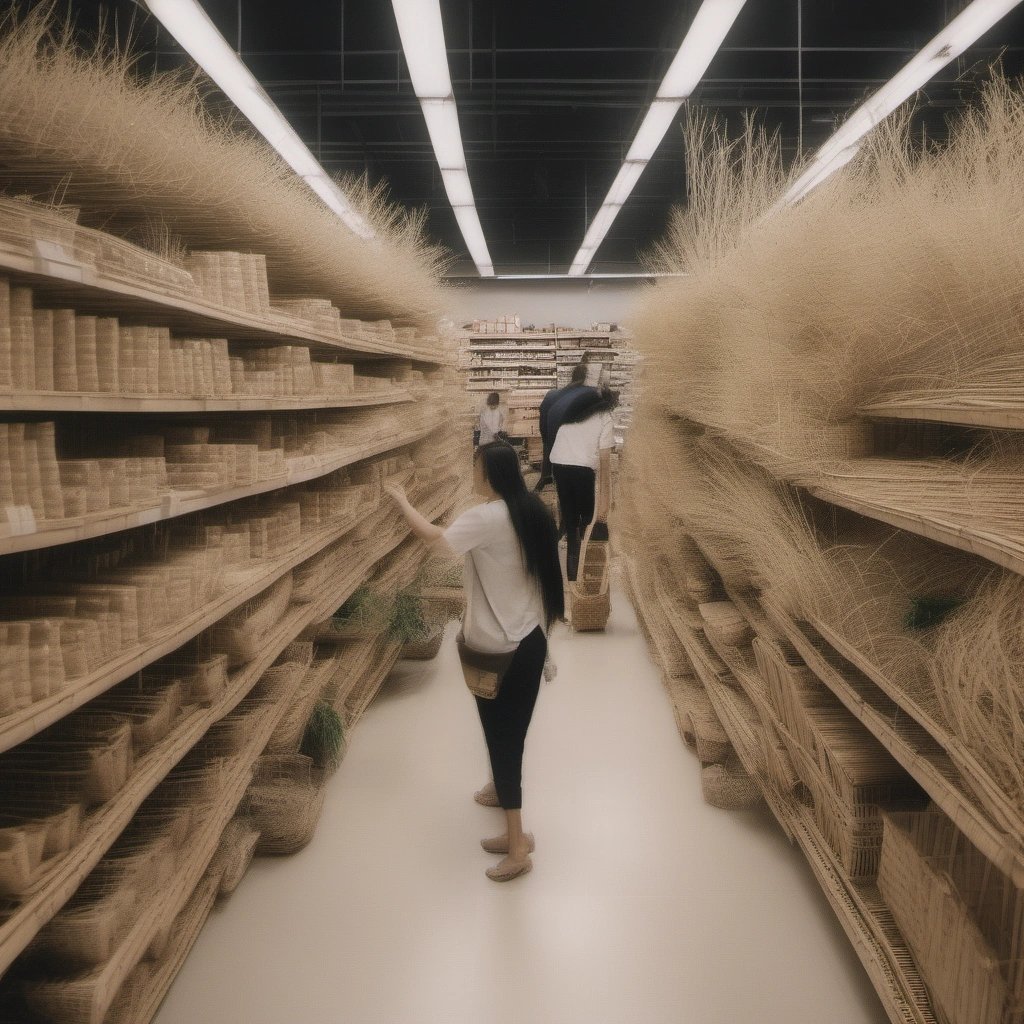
(535, 358, 599, 492)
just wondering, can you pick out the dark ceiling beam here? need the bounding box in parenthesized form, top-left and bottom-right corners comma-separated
(149, 45, 1024, 58)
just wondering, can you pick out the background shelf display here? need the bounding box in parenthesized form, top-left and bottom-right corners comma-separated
(457, 323, 638, 458)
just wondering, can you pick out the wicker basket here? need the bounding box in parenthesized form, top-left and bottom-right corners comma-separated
(569, 523, 611, 631)
(401, 627, 445, 661)
(701, 762, 762, 810)
(210, 817, 261, 896)
(879, 809, 1024, 1024)
(245, 754, 328, 856)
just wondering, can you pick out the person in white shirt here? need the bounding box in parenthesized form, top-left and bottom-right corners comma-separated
(550, 387, 618, 581)
(385, 441, 563, 883)
(477, 392, 504, 445)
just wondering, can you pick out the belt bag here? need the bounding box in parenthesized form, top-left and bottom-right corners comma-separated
(456, 633, 515, 699)
(456, 549, 516, 700)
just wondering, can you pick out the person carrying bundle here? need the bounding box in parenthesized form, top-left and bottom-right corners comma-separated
(535, 356, 599, 491)
(550, 386, 618, 582)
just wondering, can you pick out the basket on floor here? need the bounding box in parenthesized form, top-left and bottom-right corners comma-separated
(569, 522, 611, 632)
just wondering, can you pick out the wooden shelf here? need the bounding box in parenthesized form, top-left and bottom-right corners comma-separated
(0, 500, 372, 753)
(802, 478, 1024, 577)
(0, 245, 442, 366)
(788, 808, 937, 1024)
(461, 361, 556, 370)
(762, 598, 1024, 888)
(0, 482, 458, 975)
(0, 413, 444, 557)
(467, 344, 556, 352)
(0, 387, 412, 415)
(692, 616, 936, 1024)
(626, 551, 938, 1024)
(133, 874, 220, 1024)
(861, 396, 1024, 430)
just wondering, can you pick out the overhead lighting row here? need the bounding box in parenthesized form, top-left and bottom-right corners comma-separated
(143, 0, 376, 240)
(146, 0, 1022, 277)
(781, 0, 1024, 205)
(568, 0, 749, 276)
(392, 0, 494, 276)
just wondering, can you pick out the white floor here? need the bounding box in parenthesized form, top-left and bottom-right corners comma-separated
(155, 587, 888, 1024)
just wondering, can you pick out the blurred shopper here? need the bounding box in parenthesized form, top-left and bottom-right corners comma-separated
(478, 391, 505, 446)
(550, 387, 618, 581)
(535, 356, 599, 491)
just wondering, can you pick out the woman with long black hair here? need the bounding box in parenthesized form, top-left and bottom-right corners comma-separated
(385, 442, 563, 882)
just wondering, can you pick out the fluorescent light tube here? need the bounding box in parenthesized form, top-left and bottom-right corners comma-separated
(606, 162, 648, 207)
(569, 0, 747, 275)
(626, 100, 685, 163)
(657, 0, 748, 98)
(391, 0, 493, 276)
(391, 0, 452, 97)
(441, 168, 475, 207)
(453, 206, 495, 276)
(781, 0, 1023, 204)
(143, 0, 375, 240)
(420, 100, 467, 168)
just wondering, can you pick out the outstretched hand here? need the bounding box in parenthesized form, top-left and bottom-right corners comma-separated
(384, 482, 408, 505)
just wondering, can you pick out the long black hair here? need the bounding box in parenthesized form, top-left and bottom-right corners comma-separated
(475, 442, 564, 626)
(562, 385, 620, 425)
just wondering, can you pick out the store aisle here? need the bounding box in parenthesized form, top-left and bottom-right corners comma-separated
(155, 587, 886, 1024)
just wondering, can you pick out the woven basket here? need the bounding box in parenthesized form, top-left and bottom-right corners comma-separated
(879, 810, 1023, 1024)
(701, 762, 762, 810)
(214, 573, 293, 667)
(569, 523, 611, 631)
(245, 755, 328, 856)
(401, 627, 444, 661)
(210, 817, 261, 896)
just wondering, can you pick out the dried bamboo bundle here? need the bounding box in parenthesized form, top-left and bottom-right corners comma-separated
(0, 10, 444, 328)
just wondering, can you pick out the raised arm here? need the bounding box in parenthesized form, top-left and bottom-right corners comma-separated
(384, 483, 458, 558)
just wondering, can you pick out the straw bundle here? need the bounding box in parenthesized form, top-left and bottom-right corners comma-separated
(634, 83, 1024, 473)
(0, 9, 445, 328)
(929, 570, 1024, 830)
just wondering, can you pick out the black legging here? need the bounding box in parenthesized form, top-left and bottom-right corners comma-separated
(475, 626, 547, 810)
(552, 463, 595, 582)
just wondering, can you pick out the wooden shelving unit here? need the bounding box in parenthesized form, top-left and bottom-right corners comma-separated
(625, 555, 938, 1024)
(0, 186, 463, 1020)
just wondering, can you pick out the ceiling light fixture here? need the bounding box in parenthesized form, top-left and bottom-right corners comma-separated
(392, 0, 494, 277)
(142, 0, 375, 240)
(780, 0, 1024, 205)
(568, 0, 747, 276)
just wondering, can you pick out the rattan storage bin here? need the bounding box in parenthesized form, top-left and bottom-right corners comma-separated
(879, 810, 1024, 1024)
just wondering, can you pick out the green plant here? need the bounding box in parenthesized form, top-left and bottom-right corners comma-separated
(904, 595, 964, 631)
(388, 591, 431, 643)
(300, 701, 345, 771)
(333, 587, 383, 625)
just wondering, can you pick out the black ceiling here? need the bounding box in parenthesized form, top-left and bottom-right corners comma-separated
(23, 0, 1024, 275)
